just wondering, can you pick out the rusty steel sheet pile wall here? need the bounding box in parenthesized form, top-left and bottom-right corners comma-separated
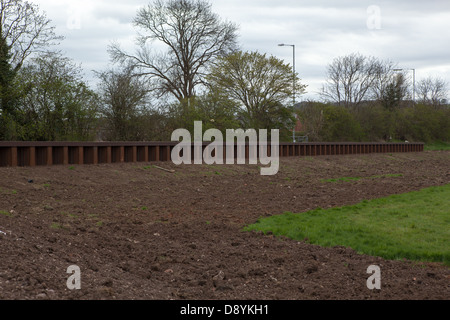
(0, 141, 424, 167)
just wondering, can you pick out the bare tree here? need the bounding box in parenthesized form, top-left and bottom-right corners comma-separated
(374, 71, 409, 111)
(109, 0, 238, 103)
(96, 65, 151, 141)
(417, 76, 448, 107)
(0, 0, 63, 72)
(370, 60, 405, 100)
(320, 53, 389, 108)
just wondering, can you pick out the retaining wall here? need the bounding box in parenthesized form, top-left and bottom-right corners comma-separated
(0, 141, 424, 167)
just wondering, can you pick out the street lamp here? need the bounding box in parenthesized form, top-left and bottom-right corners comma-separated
(393, 68, 416, 103)
(278, 43, 296, 142)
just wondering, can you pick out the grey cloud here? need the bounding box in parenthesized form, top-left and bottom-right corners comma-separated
(36, 0, 450, 99)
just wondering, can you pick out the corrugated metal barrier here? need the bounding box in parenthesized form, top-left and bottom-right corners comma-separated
(0, 141, 424, 167)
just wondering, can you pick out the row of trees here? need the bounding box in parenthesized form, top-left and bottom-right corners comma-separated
(0, 0, 448, 143)
(307, 52, 450, 143)
(297, 101, 450, 143)
(0, 0, 98, 141)
(320, 52, 448, 110)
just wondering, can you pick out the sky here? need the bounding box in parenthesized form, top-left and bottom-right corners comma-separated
(34, 0, 450, 101)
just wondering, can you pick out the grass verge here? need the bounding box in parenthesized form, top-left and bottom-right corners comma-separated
(245, 184, 450, 266)
(424, 141, 450, 151)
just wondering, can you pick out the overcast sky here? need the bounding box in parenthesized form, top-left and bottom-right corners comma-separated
(35, 0, 450, 100)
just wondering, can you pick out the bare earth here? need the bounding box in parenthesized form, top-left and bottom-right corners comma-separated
(0, 151, 449, 300)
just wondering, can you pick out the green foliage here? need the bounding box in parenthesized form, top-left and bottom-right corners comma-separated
(2, 52, 99, 141)
(319, 104, 364, 141)
(0, 0, 64, 141)
(424, 141, 450, 151)
(379, 74, 409, 111)
(245, 184, 450, 265)
(0, 37, 17, 111)
(298, 102, 364, 142)
(193, 93, 241, 133)
(299, 100, 450, 143)
(0, 210, 12, 217)
(165, 92, 241, 138)
(354, 103, 396, 141)
(398, 103, 450, 143)
(208, 50, 304, 139)
(0, 37, 19, 140)
(0, 111, 21, 140)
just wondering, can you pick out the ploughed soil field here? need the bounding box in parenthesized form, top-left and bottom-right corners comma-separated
(0, 151, 449, 300)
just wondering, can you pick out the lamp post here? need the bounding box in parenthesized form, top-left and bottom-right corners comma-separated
(393, 68, 415, 103)
(278, 43, 296, 142)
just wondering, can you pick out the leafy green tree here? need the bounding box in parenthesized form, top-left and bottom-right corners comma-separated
(192, 93, 240, 133)
(353, 103, 390, 141)
(165, 91, 240, 137)
(15, 52, 99, 141)
(0, 0, 62, 140)
(0, 37, 16, 106)
(399, 103, 450, 143)
(379, 73, 409, 111)
(208, 50, 306, 139)
(0, 37, 18, 139)
(319, 104, 364, 142)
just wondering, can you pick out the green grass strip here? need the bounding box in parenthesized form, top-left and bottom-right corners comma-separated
(424, 141, 450, 151)
(245, 184, 450, 265)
